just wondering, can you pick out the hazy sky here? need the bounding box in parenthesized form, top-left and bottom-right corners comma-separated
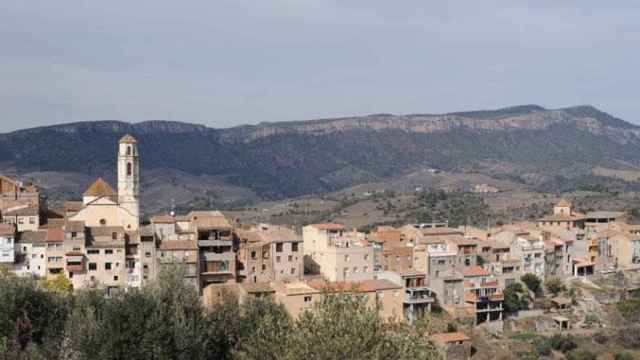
(1, 1, 639, 132)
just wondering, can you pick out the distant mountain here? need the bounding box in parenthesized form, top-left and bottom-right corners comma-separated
(2, 105, 640, 211)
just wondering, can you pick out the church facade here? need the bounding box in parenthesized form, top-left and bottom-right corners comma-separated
(71, 135, 140, 231)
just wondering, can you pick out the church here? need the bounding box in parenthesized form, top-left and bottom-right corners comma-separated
(71, 134, 141, 231)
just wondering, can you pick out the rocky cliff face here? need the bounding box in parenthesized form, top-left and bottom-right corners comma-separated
(1, 105, 639, 200)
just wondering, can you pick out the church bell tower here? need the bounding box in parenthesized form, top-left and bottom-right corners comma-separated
(117, 134, 140, 230)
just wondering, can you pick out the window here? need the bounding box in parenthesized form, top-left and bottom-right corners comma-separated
(145, 252, 151, 258)
(344, 254, 349, 262)
(127, 162, 132, 176)
(18, 218, 24, 224)
(105, 262, 112, 270)
(100, 219, 107, 226)
(29, 217, 35, 224)
(262, 264, 266, 271)
(71, 232, 77, 238)
(364, 254, 369, 261)
(291, 268, 296, 275)
(291, 242, 299, 252)
(88, 263, 97, 271)
(112, 232, 117, 240)
(363, 266, 368, 273)
(288, 255, 293, 262)
(88, 249, 99, 254)
(105, 249, 114, 254)
(276, 256, 281, 263)
(251, 251, 257, 260)
(114, 276, 119, 281)
(304, 296, 312, 304)
(276, 243, 283, 252)
(69, 272, 73, 278)
(126, 146, 132, 155)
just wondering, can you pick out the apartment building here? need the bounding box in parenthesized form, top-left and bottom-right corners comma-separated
(189, 211, 235, 288)
(303, 224, 374, 282)
(236, 224, 303, 283)
(377, 270, 435, 324)
(463, 266, 504, 325)
(71, 226, 127, 291)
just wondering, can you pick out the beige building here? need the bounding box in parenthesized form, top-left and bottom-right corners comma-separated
(2, 205, 40, 232)
(271, 278, 403, 320)
(236, 224, 303, 283)
(0, 176, 41, 215)
(303, 224, 374, 282)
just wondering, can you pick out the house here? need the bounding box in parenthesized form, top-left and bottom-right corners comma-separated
(0, 176, 41, 214)
(430, 332, 472, 360)
(303, 224, 374, 282)
(271, 278, 403, 320)
(377, 270, 435, 324)
(0, 224, 16, 264)
(463, 266, 504, 325)
(2, 205, 40, 232)
(236, 224, 303, 283)
(189, 210, 235, 288)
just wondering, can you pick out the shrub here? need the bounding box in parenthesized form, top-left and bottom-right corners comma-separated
(534, 338, 552, 356)
(614, 352, 635, 360)
(549, 334, 577, 353)
(521, 273, 542, 295)
(545, 277, 566, 295)
(567, 349, 597, 360)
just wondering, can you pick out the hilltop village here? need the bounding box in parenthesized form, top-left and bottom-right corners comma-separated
(3, 136, 640, 359)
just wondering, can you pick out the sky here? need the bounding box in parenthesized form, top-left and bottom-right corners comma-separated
(1, 0, 639, 132)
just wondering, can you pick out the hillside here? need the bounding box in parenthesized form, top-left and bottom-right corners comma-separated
(2, 105, 640, 213)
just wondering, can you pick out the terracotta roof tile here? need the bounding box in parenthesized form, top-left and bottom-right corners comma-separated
(151, 215, 175, 224)
(83, 178, 116, 197)
(462, 266, 490, 277)
(309, 223, 345, 231)
(119, 134, 138, 144)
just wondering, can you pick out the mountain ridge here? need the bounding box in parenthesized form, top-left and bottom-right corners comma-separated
(1, 104, 639, 206)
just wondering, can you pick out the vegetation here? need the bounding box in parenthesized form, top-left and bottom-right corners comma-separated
(549, 334, 578, 353)
(545, 277, 566, 295)
(520, 273, 542, 295)
(503, 282, 529, 313)
(0, 267, 437, 359)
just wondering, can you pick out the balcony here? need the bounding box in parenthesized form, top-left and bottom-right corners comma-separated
(201, 252, 235, 262)
(404, 288, 435, 304)
(198, 239, 233, 247)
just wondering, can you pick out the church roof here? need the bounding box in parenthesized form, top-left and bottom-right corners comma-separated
(555, 199, 571, 207)
(119, 134, 138, 144)
(83, 178, 116, 197)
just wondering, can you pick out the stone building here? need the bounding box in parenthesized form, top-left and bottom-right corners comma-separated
(236, 224, 303, 283)
(303, 224, 374, 282)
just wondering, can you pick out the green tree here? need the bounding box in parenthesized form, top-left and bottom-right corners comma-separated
(520, 273, 542, 295)
(41, 274, 73, 293)
(545, 277, 566, 295)
(504, 282, 529, 313)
